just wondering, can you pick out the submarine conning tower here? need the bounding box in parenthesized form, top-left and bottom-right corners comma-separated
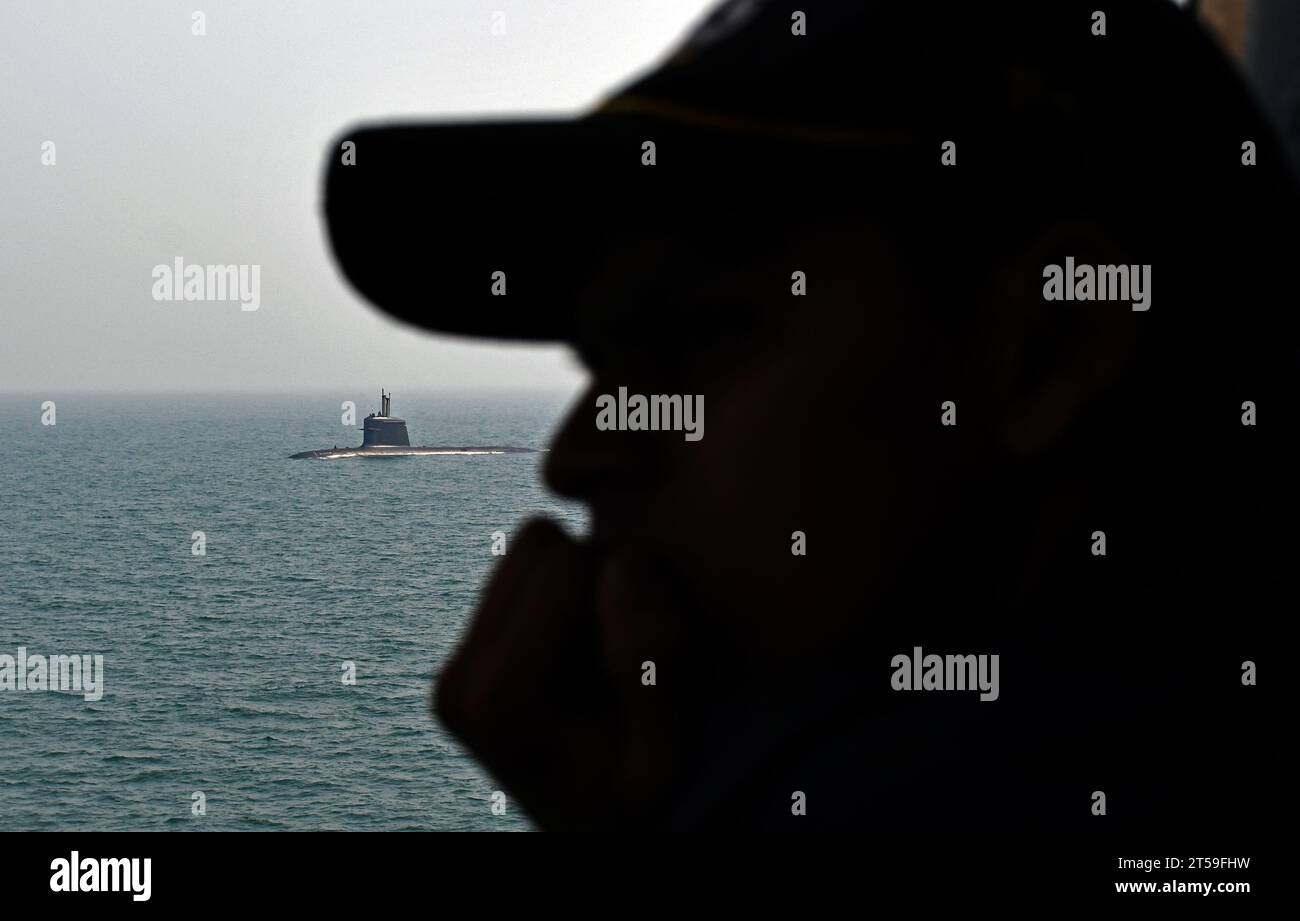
(362, 389, 411, 447)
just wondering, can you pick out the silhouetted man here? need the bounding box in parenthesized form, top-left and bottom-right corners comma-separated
(325, 0, 1295, 837)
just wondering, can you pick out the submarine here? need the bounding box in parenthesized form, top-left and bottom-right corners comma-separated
(291, 390, 539, 459)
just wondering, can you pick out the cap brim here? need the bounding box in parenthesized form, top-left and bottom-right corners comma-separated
(322, 110, 884, 342)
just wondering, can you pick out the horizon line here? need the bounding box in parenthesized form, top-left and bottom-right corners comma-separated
(0, 385, 583, 396)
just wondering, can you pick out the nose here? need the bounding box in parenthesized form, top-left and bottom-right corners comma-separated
(545, 383, 619, 500)
(544, 382, 657, 502)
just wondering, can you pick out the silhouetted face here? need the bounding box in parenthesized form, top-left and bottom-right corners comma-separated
(543, 227, 949, 674)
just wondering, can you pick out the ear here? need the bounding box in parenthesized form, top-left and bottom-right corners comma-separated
(987, 221, 1140, 455)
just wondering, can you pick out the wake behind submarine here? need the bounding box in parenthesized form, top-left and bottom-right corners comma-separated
(291, 390, 539, 459)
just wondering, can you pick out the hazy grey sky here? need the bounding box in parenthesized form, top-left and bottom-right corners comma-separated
(0, 1, 717, 393)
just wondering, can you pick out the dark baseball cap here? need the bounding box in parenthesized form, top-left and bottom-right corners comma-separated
(322, 0, 1289, 343)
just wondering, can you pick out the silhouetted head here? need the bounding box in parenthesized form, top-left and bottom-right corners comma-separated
(330, 1, 1297, 830)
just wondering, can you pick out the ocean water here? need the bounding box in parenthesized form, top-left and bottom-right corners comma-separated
(0, 391, 586, 831)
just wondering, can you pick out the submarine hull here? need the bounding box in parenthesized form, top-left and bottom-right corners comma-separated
(290, 445, 539, 459)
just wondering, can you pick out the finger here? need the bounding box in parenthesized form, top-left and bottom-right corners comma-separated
(435, 517, 593, 732)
